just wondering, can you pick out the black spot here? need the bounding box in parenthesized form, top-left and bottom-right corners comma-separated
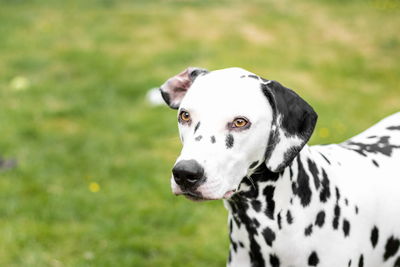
(194, 122, 200, 134)
(348, 259, 352, 267)
(345, 198, 349, 206)
(335, 187, 341, 202)
(262, 227, 276, 247)
(228, 249, 232, 263)
(305, 224, 313, 236)
(387, 125, 400, 131)
(344, 136, 400, 157)
(394, 257, 400, 267)
(355, 205, 359, 214)
(343, 219, 350, 237)
(319, 169, 331, 203)
(384, 236, 400, 261)
(293, 157, 312, 207)
(358, 254, 364, 267)
(270, 254, 280, 267)
(319, 152, 331, 164)
(308, 251, 319, 266)
(307, 158, 320, 190)
(371, 226, 379, 248)
(287, 210, 293, 224)
(239, 241, 244, 248)
(277, 212, 282, 229)
(249, 161, 259, 169)
(252, 218, 260, 228)
(264, 186, 275, 220)
(227, 199, 265, 266)
(248, 74, 259, 80)
(210, 136, 216, 144)
(368, 135, 377, 138)
(231, 240, 238, 252)
(226, 134, 234, 149)
(333, 204, 341, 230)
(372, 159, 379, 167)
(195, 135, 202, 141)
(289, 166, 293, 180)
(315, 211, 325, 227)
(251, 200, 262, 212)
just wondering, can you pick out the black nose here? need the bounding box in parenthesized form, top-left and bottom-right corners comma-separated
(172, 160, 204, 189)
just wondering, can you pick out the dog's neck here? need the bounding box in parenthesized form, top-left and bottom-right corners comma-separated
(224, 145, 328, 265)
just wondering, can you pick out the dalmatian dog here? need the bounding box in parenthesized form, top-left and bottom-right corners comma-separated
(159, 67, 400, 267)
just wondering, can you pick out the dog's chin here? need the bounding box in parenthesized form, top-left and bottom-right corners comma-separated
(175, 190, 237, 202)
(182, 192, 212, 202)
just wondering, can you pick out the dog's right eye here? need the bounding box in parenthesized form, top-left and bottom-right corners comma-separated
(179, 110, 191, 123)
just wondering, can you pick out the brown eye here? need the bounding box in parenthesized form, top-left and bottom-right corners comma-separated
(233, 118, 248, 128)
(179, 111, 191, 122)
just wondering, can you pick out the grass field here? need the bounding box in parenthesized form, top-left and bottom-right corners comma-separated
(0, 0, 399, 266)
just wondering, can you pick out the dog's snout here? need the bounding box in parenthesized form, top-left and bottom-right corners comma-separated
(172, 160, 204, 188)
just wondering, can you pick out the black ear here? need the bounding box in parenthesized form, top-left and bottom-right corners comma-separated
(159, 67, 208, 109)
(261, 80, 318, 172)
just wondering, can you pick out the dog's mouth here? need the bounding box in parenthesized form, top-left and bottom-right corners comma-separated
(179, 189, 237, 201)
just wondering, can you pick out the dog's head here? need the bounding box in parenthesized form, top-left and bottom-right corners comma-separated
(159, 67, 317, 201)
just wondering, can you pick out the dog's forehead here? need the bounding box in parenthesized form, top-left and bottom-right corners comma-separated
(181, 68, 267, 116)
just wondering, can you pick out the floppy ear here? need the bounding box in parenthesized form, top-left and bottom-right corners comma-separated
(159, 67, 209, 109)
(261, 80, 318, 173)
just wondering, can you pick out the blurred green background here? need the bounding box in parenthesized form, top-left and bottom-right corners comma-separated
(0, 0, 399, 266)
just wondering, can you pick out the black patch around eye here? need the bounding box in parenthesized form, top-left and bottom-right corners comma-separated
(249, 161, 259, 169)
(384, 236, 400, 261)
(195, 135, 202, 141)
(210, 136, 216, 144)
(371, 226, 379, 248)
(308, 251, 319, 266)
(194, 122, 200, 134)
(226, 134, 234, 149)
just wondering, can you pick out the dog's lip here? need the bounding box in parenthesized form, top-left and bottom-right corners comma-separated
(175, 189, 237, 201)
(223, 189, 237, 199)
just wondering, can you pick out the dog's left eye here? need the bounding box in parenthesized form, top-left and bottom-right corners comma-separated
(232, 118, 248, 128)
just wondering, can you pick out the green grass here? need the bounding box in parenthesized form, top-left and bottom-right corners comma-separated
(0, 0, 399, 266)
